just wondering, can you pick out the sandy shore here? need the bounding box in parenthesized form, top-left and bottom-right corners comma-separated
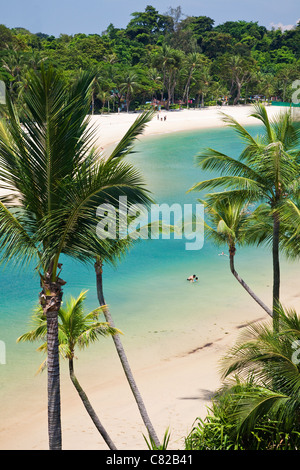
(1, 104, 296, 451)
(90, 104, 286, 152)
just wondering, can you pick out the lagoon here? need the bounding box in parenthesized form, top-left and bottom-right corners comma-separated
(1, 123, 298, 449)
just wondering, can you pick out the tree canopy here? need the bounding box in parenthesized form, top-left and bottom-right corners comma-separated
(0, 8, 299, 112)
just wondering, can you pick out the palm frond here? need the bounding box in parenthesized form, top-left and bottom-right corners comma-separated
(107, 110, 154, 162)
(189, 176, 264, 199)
(195, 148, 263, 181)
(0, 202, 41, 268)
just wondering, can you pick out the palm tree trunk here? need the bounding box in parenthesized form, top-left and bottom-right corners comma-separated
(92, 94, 95, 115)
(272, 211, 280, 331)
(233, 81, 241, 105)
(229, 246, 273, 317)
(68, 358, 117, 450)
(40, 276, 64, 450)
(46, 310, 61, 450)
(94, 258, 161, 448)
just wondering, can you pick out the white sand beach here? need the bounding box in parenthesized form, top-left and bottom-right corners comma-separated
(91, 104, 287, 152)
(1, 104, 298, 451)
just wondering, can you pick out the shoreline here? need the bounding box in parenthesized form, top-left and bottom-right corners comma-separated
(91, 105, 287, 152)
(1, 104, 297, 450)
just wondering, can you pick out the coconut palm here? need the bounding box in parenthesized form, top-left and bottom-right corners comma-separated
(217, 306, 300, 444)
(17, 291, 119, 450)
(94, 251, 160, 448)
(1, 47, 26, 99)
(189, 103, 300, 330)
(201, 196, 272, 316)
(0, 65, 153, 449)
(151, 44, 172, 103)
(119, 71, 139, 113)
(147, 67, 162, 101)
(195, 66, 212, 108)
(97, 88, 112, 114)
(227, 55, 255, 105)
(182, 52, 204, 108)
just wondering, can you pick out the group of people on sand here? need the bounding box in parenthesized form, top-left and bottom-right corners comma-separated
(157, 113, 167, 121)
(187, 274, 198, 283)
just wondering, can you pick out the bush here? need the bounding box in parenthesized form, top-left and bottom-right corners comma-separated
(135, 103, 154, 111)
(185, 381, 300, 450)
(205, 100, 217, 106)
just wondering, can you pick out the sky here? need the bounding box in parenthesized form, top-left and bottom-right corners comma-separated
(1, 0, 299, 36)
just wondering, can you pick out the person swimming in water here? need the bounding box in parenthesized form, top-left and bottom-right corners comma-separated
(187, 274, 197, 282)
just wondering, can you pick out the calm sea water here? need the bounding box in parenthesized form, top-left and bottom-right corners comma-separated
(0, 123, 298, 426)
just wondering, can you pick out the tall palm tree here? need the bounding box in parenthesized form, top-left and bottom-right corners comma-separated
(152, 44, 171, 103)
(17, 291, 119, 449)
(182, 52, 203, 108)
(1, 47, 27, 101)
(201, 196, 272, 317)
(94, 253, 161, 448)
(195, 66, 211, 108)
(0, 65, 153, 449)
(86, 111, 163, 448)
(189, 104, 300, 330)
(119, 71, 139, 113)
(97, 88, 112, 114)
(227, 55, 254, 105)
(45, 103, 162, 446)
(147, 68, 162, 101)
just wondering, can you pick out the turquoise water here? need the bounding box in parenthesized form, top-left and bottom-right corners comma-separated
(0, 124, 298, 429)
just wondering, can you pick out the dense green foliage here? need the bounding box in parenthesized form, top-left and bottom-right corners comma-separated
(1, 5, 299, 112)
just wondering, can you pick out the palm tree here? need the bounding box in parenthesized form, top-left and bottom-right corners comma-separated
(227, 55, 255, 105)
(17, 291, 119, 449)
(152, 44, 171, 103)
(182, 52, 203, 108)
(97, 88, 112, 114)
(0, 65, 153, 449)
(260, 73, 276, 102)
(201, 196, 272, 317)
(195, 66, 211, 108)
(189, 104, 300, 330)
(276, 64, 298, 102)
(165, 49, 184, 109)
(147, 68, 162, 101)
(86, 111, 162, 448)
(153, 45, 183, 109)
(94, 253, 161, 448)
(1, 47, 27, 101)
(119, 71, 139, 113)
(218, 306, 300, 444)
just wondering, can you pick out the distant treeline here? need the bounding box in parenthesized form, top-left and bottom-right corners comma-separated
(0, 5, 299, 111)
